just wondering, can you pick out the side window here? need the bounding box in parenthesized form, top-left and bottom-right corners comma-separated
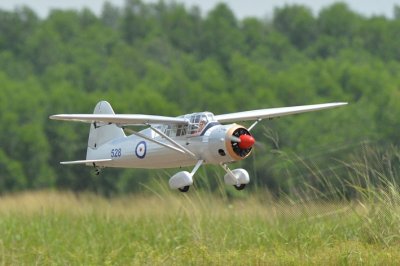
(165, 125, 172, 137)
(164, 125, 178, 137)
(176, 125, 187, 136)
(189, 115, 197, 134)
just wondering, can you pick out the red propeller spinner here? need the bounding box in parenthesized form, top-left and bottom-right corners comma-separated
(238, 134, 255, 149)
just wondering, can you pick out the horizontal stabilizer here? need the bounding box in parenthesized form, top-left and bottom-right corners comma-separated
(60, 159, 112, 165)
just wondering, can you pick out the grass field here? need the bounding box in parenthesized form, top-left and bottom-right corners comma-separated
(0, 183, 399, 265)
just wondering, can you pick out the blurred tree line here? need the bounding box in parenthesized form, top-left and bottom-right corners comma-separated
(0, 1, 399, 196)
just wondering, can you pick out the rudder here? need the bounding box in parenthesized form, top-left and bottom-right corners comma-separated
(86, 101, 125, 159)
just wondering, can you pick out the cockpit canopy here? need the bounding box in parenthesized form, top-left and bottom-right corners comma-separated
(161, 112, 218, 137)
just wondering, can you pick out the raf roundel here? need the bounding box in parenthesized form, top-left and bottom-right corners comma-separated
(135, 141, 147, 159)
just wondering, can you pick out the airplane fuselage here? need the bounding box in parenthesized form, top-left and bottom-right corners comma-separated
(51, 100, 347, 191)
(86, 123, 251, 169)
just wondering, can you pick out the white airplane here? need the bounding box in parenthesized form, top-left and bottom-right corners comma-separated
(50, 101, 347, 192)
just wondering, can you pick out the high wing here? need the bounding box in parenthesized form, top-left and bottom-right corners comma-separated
(214, 102, 347, 123)
(50, 102, 347, 125)
(49, 114, 188, 126)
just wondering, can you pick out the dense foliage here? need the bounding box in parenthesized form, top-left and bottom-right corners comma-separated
(0, 1, 399, 195)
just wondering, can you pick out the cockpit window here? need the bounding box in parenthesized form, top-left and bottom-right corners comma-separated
(176, 125, 187, 136)
(188, 114, 209, 135)
(160, 112, 216, 137)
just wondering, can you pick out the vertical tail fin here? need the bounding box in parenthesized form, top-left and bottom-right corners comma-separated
(86, 101, 125, 159)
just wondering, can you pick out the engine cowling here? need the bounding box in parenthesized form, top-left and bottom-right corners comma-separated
(225, 125, 255, 161)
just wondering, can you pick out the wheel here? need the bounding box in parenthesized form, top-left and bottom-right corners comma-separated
(178, 186, 190, 192)
(234, 184, 246, 191)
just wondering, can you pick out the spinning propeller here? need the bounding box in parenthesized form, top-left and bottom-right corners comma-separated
(229, 127, 255, 157)
(229, 134, 255, 149)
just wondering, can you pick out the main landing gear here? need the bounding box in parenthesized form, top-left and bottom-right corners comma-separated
(221, 164, 250, 191)
(169, 161, 250, 193)
(169, 160, 204, 193)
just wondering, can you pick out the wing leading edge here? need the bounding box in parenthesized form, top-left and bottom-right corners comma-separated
(214, 102, 347, 123)
(49, 114, 188, 126)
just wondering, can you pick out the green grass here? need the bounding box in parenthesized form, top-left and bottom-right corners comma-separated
(0, 188, 399, 265)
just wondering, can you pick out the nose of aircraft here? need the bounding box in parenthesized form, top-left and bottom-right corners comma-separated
(238, 134, 255, 149)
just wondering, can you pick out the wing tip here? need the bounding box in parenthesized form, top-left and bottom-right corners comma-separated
(49, 114, 71, 121)
(319, 102, 348, 108)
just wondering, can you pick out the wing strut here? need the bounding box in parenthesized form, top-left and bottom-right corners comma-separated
(148, 125, 197, 158)
(248, 118, 262, 131)
(126, 129, 187, 155)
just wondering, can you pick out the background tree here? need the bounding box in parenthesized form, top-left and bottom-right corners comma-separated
(273, 5, 316, 50)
